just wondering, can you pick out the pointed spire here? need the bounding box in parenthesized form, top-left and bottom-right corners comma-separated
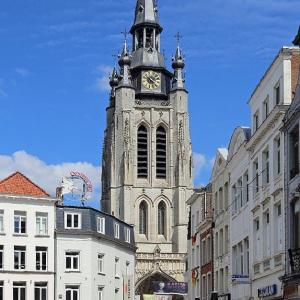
(133, 0, 160, 28)
(118, 37, 133, 88)
(293, 26, 300, 46)
(172, 33, 185, 91)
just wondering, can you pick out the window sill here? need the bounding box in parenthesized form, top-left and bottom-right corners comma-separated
(115, 275, 120, 279)
(0, 232, 6, 236)
(98, 272, 106, 276)
(13, 233, 28, 237)
(65, 270, 81, 273)
(35, 234, 50, 238)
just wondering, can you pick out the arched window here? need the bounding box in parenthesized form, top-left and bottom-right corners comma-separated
(158, 201, 166, 236)
(137, 125, 148, 178)
(139, 201, 148, 235)
(156, 126, 167, 179)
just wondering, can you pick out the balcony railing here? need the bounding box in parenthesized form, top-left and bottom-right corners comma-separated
(288, 248, 300, 274)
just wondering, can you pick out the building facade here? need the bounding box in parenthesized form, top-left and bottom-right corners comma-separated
(281, 49, 300, 298)
(247, 47, 300, 300)
(55, 205, 136, 300)
(101, 0, 193, 294)
(0, 172, 56, 300)
(211, 149, 231, 300)
(187, 188, 213, 300)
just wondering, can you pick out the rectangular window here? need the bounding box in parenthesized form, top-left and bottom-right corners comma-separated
(238, 242, 243, 275)
(290, 125, 299, 179)
(275, 203, 283, 252)
(66, 286, 79, 300)
(237, 178, 243, 209)
(232, 246, 237, 274)
(14, 246, 26, 270)
(13, 282, 26, 300)
(36, 213, 48, 235)
(0, 211, 4, 233)
(274, 137, 281, 175)
(243, 172, 249, 203)
(98, 254, 104, 274)
(115, 257, 120, 278)
(65, 252, 79, 271)
(98, 287, 104, 300)
(34, 282, 47, 300)
(0, 246, 3, 269)
(36, 247, 47, 271)
(293, 199, 300, 249)
(275, 83, 281, 105)
(253, 160, 259, 194)
(124, 227, 130, 243)
(97, 217, 105, 234)
(114, 222, 120, 239)
(65, 213, 81, 229)
(0, 281, 3, 300)
(263, 212, 271, 258)
(244, 238, 249, 275)
(14, 212, 26, 234)
(263, 96, 269, 120)
(253, 111, 259, 132)
(232, 185, 237, 214)
(262, 149, 270, 185)
(225, 226, 229, 254)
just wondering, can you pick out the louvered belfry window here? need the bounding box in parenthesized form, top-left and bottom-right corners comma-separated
(156, 126, 167, 179)
(137, 125, 148, 178)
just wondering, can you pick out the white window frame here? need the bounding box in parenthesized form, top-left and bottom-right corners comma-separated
(124, 227, 130, 243)
(13, 282, 26, 300)
(97, 217, 105, 234)
(36, 213, 48, 236)
(0, 246, 3, 270)
(36, 247, 48, 271)
(14, 213, 26, 234)
(0, 211, 4, 233)
(114, 222, 120, 239)
(98, 254, 104, 274)
(14, 246, 26, 270)
(65, 286, 79, 300)
(98, 286, 104, 300)
(64, 213, 81, 229)
(34, 282, 47, 300)
(65, 251, 80, 272)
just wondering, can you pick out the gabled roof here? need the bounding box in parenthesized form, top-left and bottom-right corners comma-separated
(0, 172, 49, 197)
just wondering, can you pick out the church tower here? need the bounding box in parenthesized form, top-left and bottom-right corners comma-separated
(101, 0, 194, 291)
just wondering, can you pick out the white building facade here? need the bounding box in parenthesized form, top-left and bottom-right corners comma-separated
(247, 47, 300, 300)
(0, 172, 56, 300)
(55, 205, 136, 300)
(211, 148, 231, 299)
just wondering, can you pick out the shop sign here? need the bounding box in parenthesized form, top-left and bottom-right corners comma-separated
(258, 284, 277, 298)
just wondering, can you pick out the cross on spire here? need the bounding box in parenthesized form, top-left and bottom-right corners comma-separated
(121, 28, 129, 43)
(175, 31, 183, 46)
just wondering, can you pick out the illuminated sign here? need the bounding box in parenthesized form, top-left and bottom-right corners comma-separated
(152, 282, 188, 295)
(70, 171, 93, 193)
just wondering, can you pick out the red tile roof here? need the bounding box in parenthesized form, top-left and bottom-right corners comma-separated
(0, 172, 50, 197)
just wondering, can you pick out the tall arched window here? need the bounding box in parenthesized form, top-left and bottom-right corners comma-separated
(158, 201, 166, 236)
(156, 126, 167, 179)
(137, 125, 148, 178)
(139, 201, 148, 235)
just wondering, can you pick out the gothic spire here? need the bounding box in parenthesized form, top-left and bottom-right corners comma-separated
(131, 0, 161, 31)
(171, 37, 185, 90)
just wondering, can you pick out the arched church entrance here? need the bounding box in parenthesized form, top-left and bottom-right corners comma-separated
(135, 272, 185, 300)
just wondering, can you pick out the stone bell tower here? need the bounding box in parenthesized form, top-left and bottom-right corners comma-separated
(101, 0, 194, 291)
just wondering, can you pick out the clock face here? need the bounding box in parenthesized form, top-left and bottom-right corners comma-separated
(142, 71, 161, 90)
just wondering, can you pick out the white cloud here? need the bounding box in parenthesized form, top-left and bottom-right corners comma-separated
(94, 65, 113, 92)
(0, 151, 101, 202)
(193, 152, 214, 186)
(15, 68, 30, 77)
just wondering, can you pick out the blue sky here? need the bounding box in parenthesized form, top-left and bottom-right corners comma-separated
(0, 0, 299, 207)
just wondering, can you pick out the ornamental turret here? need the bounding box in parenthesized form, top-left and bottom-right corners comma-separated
(109, 67, 119, 106)
(172, 44, 185, 90)
(118, 39, 133, 88)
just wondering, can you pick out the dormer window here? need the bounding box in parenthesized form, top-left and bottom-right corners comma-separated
(65, 213, 81, 229)
(114, 222, 120, 239)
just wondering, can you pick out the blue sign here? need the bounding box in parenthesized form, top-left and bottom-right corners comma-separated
(152, 282, 188, 295)
(258, 284, 277, 297)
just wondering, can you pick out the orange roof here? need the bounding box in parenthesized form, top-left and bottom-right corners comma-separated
(0, 172, 50, 197)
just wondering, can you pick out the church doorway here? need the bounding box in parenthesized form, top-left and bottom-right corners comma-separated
(135, 272, 185, 300)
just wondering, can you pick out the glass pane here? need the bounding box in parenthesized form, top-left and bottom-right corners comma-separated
(73, 290, 78, 300)
(14, 218, 19, 233)
(21, 288, 26, 300)
(42, 288, 47, 300)
(35, 288, 40, 300)
(13, 288, 18, 300)
(74, 215, 78, 228)
(0, 287, 3, 300)
(21, 252, 26, 268)
(67, 215, 72, 227)
(21, 219, 26, 233)
(36, 253, 40, 270)
(66, 257, 71, 269)
(66, 290, 71, 300)
(14, 252, 19, 269)
(42, 253, 47, 270)
(73, 257, 78, 270)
